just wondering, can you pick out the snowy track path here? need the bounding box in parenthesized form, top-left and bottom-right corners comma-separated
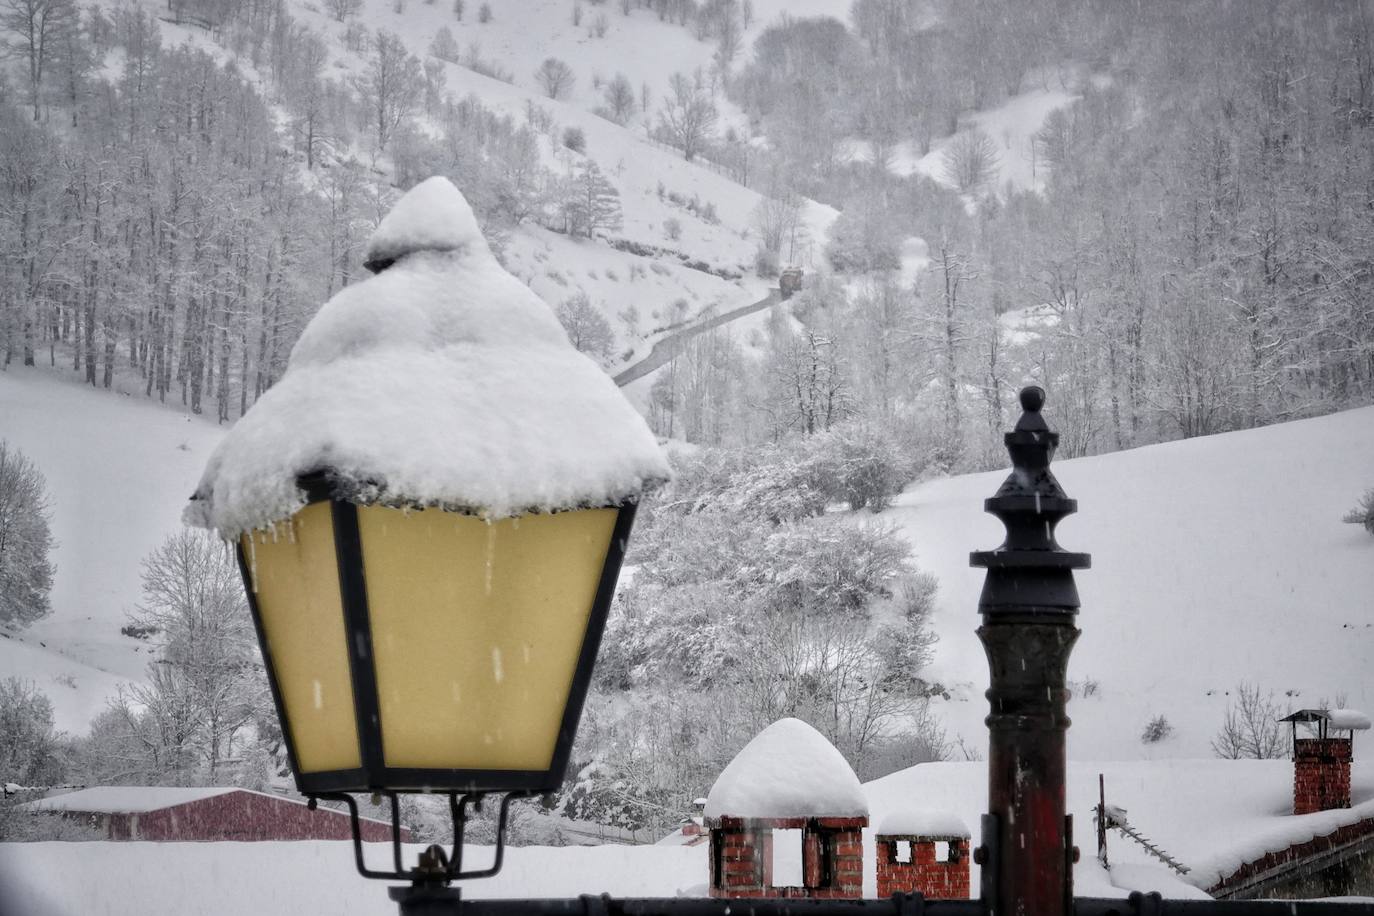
(614, 290, 780, 387)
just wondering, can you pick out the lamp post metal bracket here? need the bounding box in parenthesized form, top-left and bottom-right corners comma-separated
(310, 789, 537, 884)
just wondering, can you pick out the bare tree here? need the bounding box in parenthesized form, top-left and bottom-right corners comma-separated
(127, 530, 263, 782)
(941, 128, 1000, 193)
(657, 71, 717, 161)
(535, 57, 574, 99)
(354, 30, 422, 151)
(1212, 682, 1288, 759)
(323, 0, 363, 22)
(602, 71, 636, 124)
(923, 236, 977, 464)
(556, 292, 615, 362)
(286, 27, 330, 169)
(0, 441, 54, 627)
(429, 24, 459, 62)
(0, 678, 61, 784)
(752, 185, 802, 261)
(767, 321, 849, 436)
(1343, 489, 1374, 535)
(0, 0, 78, 120)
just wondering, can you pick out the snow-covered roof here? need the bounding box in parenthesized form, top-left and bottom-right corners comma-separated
(186, 177, 670, 537)
(875, 809, 969, 837)
(1328, 709, 1372, 730)
(704, 718, 869, 820)
(865, 758, 1374, 893)
(20, 786, 236, 814)
(1281, 708, 1372, 731)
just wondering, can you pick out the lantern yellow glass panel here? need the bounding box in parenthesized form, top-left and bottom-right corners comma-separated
(241, 502, 362, 773)
(357, 506, 618, 771)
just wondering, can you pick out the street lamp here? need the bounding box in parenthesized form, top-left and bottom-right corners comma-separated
(185, 177, 669, 889)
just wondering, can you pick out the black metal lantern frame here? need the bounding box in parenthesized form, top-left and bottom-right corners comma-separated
(236, 471, 637, 881)
(308, 788, 536, 884)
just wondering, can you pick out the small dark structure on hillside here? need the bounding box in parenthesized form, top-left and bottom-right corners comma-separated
(779, 267, 804, 300)
(1280, 709, 1370, 815)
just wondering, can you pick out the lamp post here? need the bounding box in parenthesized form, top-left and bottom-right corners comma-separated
(185, 176, 669, 906)
(970, 386, 1089, 916)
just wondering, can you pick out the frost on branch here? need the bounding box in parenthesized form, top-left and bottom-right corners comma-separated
(185, 177, 669, 537)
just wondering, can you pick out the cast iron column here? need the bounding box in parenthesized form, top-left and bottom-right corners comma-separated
(970, 387, 1090, 916)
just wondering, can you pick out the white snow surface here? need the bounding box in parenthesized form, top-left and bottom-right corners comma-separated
(1327, 710, 1372, 731)
(704, 718, 868, 820)
(0, 841, 709, 916)
(1106, 865, 1212, 901)
(186, 178, 670, 537)
(20, 786, 236, 814)
(362, 175, 485, 268)
(0, 368, 226, 730)
(874, 809, 969, 838)
(865, 757, 1374, 893)
(12, 758, 1371, 909)
(886, 403, 1374, 760)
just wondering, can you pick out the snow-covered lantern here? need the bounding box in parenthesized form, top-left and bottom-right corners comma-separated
(186, 178, 668, 828)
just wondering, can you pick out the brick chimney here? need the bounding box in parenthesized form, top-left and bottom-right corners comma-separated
(1281, 708, 1369, 815)
(876, 835, 971, 899)
(875, 811, 971, 899)
(703, 719, 869, 900)
(1293, 738, 1352, 815)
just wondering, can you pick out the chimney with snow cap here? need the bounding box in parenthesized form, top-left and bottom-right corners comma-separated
(703, 718, 868, 900)
(1281, 708, 1370, 815)
(875, 810, 971, 899)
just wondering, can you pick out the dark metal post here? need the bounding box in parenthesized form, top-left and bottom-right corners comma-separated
(970, 387, 1090, 916)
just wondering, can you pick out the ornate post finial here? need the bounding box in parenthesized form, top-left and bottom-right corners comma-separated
(970, 386, 1090, 606)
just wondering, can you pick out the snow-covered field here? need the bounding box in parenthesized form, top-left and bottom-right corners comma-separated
(9, 755, 1369, 912)
(4, 357, 1372, 752)
(143, 0, 837, 388)
(890, 403, 1374, 760)
(0, 839, 708, 916)
(900, 82, 1081, 192)
(0, 369, 226, 731)
(865, 757, 1374, 894)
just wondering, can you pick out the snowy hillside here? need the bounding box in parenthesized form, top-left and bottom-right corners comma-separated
(892, 403, 1374, 760)
(4, 359, 1371, 754)
(140, 0, 839, 383)
(0, 370, 225, 732)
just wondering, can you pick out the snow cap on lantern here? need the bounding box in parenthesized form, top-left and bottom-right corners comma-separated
(185, 176, 669, 537)
(705, 718, 869, 820)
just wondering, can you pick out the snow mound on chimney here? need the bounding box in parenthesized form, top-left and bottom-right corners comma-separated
(705, 718, 868, 820)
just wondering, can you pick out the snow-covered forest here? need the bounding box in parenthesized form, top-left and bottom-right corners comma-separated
(2, 0, 1373, 848)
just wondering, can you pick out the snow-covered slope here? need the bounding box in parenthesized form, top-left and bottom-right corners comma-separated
(900, 81, 1080, 192)
(0, 368, 225, 731)
(888, 403, 1374, 760)
(138, 0, 839, 380)
(0, 840, 709, 916)
(5, 362, 1372, 750)
(865, 757, 1374, 894)
(13, 756, 1354, 909)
